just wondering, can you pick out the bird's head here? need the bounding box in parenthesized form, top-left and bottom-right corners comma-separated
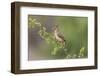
(53, 25, 59, 31)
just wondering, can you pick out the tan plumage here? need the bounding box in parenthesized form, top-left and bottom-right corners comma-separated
(53, 25, 66, 43)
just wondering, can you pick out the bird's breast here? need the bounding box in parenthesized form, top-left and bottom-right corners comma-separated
(54, 33, 63, 42)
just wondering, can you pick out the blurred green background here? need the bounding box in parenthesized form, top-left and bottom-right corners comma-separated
(28, 15, 88, 60)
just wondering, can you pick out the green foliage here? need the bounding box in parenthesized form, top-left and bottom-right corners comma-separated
(78, 47, 85, 58)
(28, 17, 86, 59)
(66, 47, 85, 59)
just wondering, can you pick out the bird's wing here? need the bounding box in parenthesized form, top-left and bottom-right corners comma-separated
(58, 33, 66, 41)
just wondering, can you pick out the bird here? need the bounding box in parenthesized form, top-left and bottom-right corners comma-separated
(53, 25, 66, 45)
